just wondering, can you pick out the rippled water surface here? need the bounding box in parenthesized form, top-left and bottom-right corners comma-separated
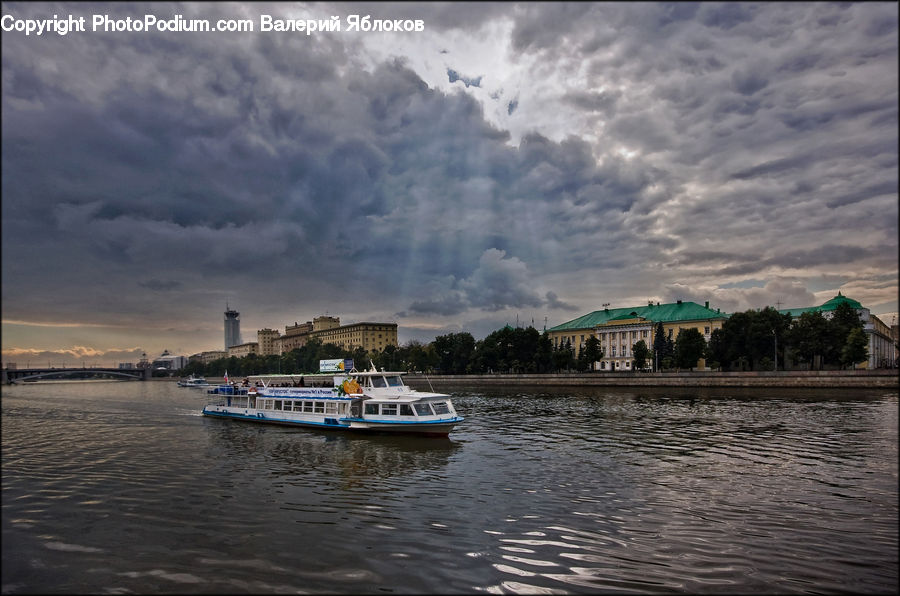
(2, 381, 897, 594)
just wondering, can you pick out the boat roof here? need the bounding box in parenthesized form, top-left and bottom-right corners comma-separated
(246, 369, 409, 380)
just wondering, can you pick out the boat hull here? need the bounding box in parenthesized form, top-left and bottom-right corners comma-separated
(202, 406, 348, 429)
(343, 418, 462, 436)
(201, 405, 462, 436)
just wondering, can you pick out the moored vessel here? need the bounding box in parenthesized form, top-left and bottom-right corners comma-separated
(201, 364, 463, 436)
(177, 374, 210, 388)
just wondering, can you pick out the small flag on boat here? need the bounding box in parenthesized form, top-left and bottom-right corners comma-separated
(224, 370, 229, 383)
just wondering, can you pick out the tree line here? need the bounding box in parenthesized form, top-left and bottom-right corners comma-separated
(706, 302, 869, 371)
(177, 303, 870, 377)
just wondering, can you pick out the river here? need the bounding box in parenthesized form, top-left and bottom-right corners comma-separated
(1, 381, 897, 594)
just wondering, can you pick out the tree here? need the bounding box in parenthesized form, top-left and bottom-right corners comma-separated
(509, 326, 541, 373)
(652, 322, 667, 371)
(632, 339, 650, 371)
(706, 328, 726, 370)
(432, 332, 476, 374)
(351, 346, 369, 370)
(717, 307, 791, 370)
(840, 327, 869, 369)
(553, 339, 575, 372)
(787, 311, 829, 369)
(180, 359, 206, 377)
(404, 341, 434, 372)
(663, 336, 675, 369)
(828, 302, 864, 366)
(752, 307, 792, 370)
(674, 328, 706, 370)
(534, 332, 554, 373)
(579, 335, 603, 371)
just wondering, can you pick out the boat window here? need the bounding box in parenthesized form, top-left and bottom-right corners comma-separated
(303, 401, 314, 413)
(314, 402, 325, 413)
(364, 403, 378, 415)
(292, 400, 302, 412)
(399, 404, 414, 416)
(414, 403, 433, 416)
(371, 376, 387, 388)
(325, 402, 337, 414)
(274, 400, 283, 411)
(432, 402, 450, 415)
(381, 404, 397, 416)
(386, 376, 403, 387)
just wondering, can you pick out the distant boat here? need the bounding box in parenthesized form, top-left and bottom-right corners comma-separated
(206, 384, 247, 395)
(202, 363, 463, 436)
(177, 374, 210, 388)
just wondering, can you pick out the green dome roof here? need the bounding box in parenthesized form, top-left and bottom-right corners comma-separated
(819, 292, 863, 311)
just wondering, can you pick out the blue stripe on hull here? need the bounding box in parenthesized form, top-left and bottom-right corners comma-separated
(202, 409, 347, 429)
(341, 416, 464, 426)
(202, 409, 461, 435)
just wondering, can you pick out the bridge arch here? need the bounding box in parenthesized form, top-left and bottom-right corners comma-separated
(10, 369, 145, 383)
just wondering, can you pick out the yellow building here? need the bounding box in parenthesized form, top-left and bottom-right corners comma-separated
(228, 342, 259, 358)
(193, 350, 227, 364)
(277, 320, 314, 353)
(257, 328, 281, 356)
(309, 321, 398, 353)
(549, 300, 727, 371)
(273, 316, 398, 354)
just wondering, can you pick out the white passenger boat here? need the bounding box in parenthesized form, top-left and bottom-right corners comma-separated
(201, 365, 463, 436)
(177, 374, 210, 388)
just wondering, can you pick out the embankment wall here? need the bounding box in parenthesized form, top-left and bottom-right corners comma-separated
(405, 370, 898, 389)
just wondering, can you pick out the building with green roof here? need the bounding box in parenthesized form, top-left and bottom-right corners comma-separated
(548, 293, 895, 370)
(778, 292, 864, 318)
(548, 300, 728, 371)
(778, 292, 895, 369)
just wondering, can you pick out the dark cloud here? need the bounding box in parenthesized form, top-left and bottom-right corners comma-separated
(698, 3, 754, 30)
(138, 279, 183, 292)
(561, 89, 621, 114)
(447, 68, 482, 88)
(409, 292, 469, 317)
(545, 291, 579, 312)
(731, 66, 769, 96)
(2, 1, 896, 357)
(715, 246, 879, 277)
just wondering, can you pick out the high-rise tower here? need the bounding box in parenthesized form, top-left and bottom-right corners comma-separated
(224, 304, 242, 349)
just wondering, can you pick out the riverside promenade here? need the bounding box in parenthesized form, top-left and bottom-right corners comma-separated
(407, 369, 898, 389)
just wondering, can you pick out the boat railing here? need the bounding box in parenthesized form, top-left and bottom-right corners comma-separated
(205, 395, 255, 408)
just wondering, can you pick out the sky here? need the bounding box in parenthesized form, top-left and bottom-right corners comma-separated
(2, 1, 898, 367)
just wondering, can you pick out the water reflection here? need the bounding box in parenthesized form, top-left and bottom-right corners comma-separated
(204, 420, 460, 486)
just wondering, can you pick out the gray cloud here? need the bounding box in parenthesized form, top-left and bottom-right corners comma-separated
(545, 291, 579, 312)
(2, 1, 896, 359)
(138, 279, 183, 292)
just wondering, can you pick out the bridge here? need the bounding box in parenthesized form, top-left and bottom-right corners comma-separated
(2, 366, 152, 384)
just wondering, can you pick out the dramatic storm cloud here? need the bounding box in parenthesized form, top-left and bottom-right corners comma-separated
(2, 2, 897, 364)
